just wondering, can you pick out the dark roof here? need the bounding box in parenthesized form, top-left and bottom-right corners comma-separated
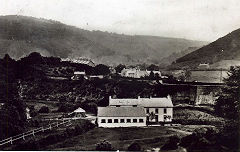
(98, 107, 146, 117)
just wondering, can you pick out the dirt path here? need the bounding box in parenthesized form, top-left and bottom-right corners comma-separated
(168, 128, 192, 135)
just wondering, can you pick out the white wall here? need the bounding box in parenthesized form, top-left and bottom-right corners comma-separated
(145, 107, 173, 122)
(98, 116, 146, 128)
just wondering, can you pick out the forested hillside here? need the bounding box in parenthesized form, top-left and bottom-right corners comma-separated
(171, 28, 240, 69)
(0, 15, 207, 66)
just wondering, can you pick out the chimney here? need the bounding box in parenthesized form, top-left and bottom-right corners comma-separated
(138, 96, 141, 100)
(109, 96, 111, 101)
(167, 95, 171, 100)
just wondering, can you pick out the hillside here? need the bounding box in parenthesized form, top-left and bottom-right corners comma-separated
(0, 15, 207, 66)
(171, 28, 240, 69)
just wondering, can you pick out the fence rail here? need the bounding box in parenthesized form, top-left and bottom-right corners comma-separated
(0, 119, 72, 147)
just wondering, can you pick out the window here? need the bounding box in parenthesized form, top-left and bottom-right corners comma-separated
(101, 119, 106, 123)
(120, 119, 125, 123)
(164, 108, 167, 114)
(114, 119, 119, 123)
(155, 108, 158, 113)
(108, 119, 112, 123)
(146, 108, 149, 113)
(132, 105, 137, 107)
(127, 119, 131, 123)
(133, 119, 137, 123)
(116, 105, 120, 107)
(139, 119, 144, 123)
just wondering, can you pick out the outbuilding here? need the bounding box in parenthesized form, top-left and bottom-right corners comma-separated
(68, 107, 86, 118)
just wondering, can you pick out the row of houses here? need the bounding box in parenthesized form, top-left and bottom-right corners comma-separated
(71, 71, 104, 80)
(61, 57, 95, 67)
(97, 96, 173, 127)
(120, 68, 161, 78)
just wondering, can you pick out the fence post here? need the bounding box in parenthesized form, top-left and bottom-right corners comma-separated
(49, 124, 52, 130)
(10, 137, 13, 145)
(32, 130, 35, 136)
(56, 121, 58, 127)
(42, 126, 44, 132)
(23, 133, 25, 140)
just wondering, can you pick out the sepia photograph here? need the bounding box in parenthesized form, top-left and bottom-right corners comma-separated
(0, 0, 239, 151)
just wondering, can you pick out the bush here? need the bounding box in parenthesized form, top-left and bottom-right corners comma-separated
(38, 106, 49, 113)
(57, 104, 74, 113)
(161, 135, 180, 150)
(96, 140, 113, 151)
(128, 142, 141, 151)
(14, 139, 40, 150)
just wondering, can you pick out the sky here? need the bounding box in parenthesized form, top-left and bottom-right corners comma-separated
(1, 0, 240, 42)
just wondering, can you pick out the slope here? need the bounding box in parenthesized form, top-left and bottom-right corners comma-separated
(0, 15, 207, 65)
(171, 28, 240, 69)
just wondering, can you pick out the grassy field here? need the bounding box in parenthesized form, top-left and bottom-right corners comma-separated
(45, 125, 209, 151)
(190, 70, 228, 83)
(173, 108, 226, 126)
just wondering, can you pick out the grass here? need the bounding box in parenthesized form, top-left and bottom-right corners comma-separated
(174, 108, 224, 121)
(45, 125, 203, 151)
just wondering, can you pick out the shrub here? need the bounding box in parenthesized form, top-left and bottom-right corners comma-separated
(38, 106, 49, 113)
(161, 135, 180, 150)
(128, 142, 141, 151)
(14, 139, 40, 150)
(75, 124, 83, 135)
(96, 140, 113, 151)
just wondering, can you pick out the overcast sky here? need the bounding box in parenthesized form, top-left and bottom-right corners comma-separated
(1, 0, 240, 42)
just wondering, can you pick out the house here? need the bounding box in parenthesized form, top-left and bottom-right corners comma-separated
(26, 107, 31, 120)
(120, 68, 149, 78)
(61, 57, 95, 67)
(198, 63, 210, 69)
(109, 95, 173, 122)
(97, 107, 146, 128)
(71, 71, 86, 80)
(68, 107, 86, 118)
(146, 70, 161, 77)
(0, 103, 5, 110)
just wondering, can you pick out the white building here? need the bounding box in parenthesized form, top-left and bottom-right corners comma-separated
(26, 107, 31, 120)
(146, 70, 161, 76)
(121, 68, 161, 78)
(71, 71, 86, 80)
(109, 95, 173, 122)
(97, 107, 146, 128)
(120, 68, 149, 78)
(68, 107, 86, 118)
(61, 57, 95, 67)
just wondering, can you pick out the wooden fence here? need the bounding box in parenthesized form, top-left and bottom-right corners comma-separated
(0, 119, 72, 147)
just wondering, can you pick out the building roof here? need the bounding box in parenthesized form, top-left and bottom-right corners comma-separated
(73, 107, 86, 113)
(109, 98, 139, 106)
(109, 96, 173, 108)
(98, 107, 146, 117)
(139, 96, 173, 107)
(74, 71, 86, 75)
(61, 58, 95, 67)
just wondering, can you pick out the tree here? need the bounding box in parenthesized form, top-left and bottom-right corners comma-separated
(185, 69, 192, 82)
(94, 64, 110, 75)
(115, 64, 126, 73)
(149, 71, 155, 80)
(38, 106, 49, 113)
(96, 140, 113, 151)
(215, 66, 240, 120)
(147, 64, 159, 71)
